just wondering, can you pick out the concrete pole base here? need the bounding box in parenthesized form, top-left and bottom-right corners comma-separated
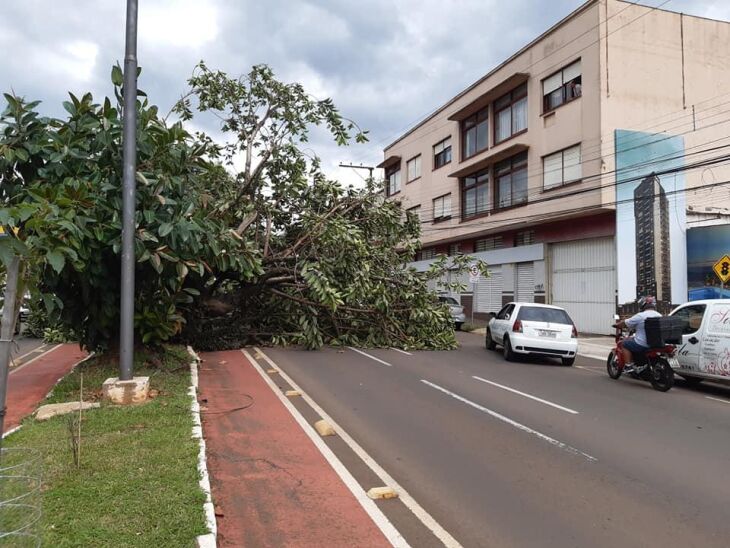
(102, 377, 150, 405)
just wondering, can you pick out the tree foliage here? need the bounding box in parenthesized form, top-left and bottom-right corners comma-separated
(0, 64, 486, 352)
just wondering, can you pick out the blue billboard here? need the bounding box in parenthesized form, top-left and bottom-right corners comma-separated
(687, 225, 730, 300)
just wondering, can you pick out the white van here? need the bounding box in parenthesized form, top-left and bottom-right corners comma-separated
(669, 299, 730, 384)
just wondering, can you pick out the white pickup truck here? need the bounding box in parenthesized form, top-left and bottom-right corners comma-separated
(669, 299, 730, 384)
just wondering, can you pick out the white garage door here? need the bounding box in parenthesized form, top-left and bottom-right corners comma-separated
(550, 237, 616, 335)
(516, 262, 534, 302)
(475, 268, 503, 313)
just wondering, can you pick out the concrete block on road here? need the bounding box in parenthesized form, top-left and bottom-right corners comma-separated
(266, 368, 278, 374)
(366, 486, 398, 500)
(314, 419, 335, 436)
(36, 401, 100, 421)
(285, 390, 301, 397)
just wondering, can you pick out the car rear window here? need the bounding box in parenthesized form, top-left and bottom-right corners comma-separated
(439, 297, 459, 305)
(517, 306, 572, 324)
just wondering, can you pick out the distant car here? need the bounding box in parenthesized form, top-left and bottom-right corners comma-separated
(486, 302, 578, 366)
(438, 296, 466, 331)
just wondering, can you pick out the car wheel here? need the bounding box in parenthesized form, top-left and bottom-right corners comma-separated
(485, 328, 496, 350)
(503, 336, 515, 362)
(561, 357, 575, 366)
(455, 322, 462, 331)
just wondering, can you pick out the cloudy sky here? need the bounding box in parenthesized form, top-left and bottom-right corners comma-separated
(2, 0, 728, 186)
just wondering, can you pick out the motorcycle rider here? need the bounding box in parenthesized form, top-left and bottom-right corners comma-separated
(615, 296, 661, 368)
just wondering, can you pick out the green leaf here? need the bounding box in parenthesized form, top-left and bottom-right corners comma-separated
(46, 250, 65, 273)
(62, 101, 76, 116)
(158, 223, 173, 237)
(111, 65, 123, 87)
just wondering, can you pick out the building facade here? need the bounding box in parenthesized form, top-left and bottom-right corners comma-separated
(381, 0, 730, 334)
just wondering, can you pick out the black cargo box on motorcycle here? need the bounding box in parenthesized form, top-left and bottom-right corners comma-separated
(645, 316, 683, 347)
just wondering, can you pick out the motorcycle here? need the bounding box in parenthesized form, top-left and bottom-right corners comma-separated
(606, 318, 676, 392)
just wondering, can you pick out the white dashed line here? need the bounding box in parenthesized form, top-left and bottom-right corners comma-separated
(348, 347, 393, 367)
(705, 396, 730, 405)
(392, 348, 413, 356)
(472, 376, 579, 414)
(421, 380, 597, 462)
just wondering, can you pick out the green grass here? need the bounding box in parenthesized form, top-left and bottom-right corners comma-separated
(3, 345, 208, 547)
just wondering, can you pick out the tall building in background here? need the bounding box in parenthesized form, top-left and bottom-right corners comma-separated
(634, 174, 671, 301)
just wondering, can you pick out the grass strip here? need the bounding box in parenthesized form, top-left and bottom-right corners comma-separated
(3, 344, 208, 547)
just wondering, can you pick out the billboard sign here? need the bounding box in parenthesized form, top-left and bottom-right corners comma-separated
(615, 130, 687, 308)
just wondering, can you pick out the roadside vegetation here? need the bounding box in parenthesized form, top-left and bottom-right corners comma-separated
(2, 345, 207, 546)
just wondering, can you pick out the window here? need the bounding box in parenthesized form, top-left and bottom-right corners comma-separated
(542, 60, 582, 112)
(448, 243, 462, 256)
(517, 306, 572, 325)
(406, 205, 421, 218)
(407, 155, 422, 182)
(462, 107, 488, 159)
(515, 230, 535, 246)
(386, 165, 401, 196)
(671, 304, 706, 334)
(433, 194, 452, 222)
(475, 236, 504, 251)
(433, 137, 452, 169)
(418, 248, 437, 260)
(496, 304, 515, 320)
(495, 151, 528, 209)
(543, 144, 582, 189)
(462, 168, 490, 219)
(495, 83, 528, 143)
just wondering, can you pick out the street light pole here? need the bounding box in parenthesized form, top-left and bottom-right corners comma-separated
(119, 0, 138, 381)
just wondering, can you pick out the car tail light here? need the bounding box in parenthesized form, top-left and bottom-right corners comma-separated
(571, 325, 578, 338)
(512, 320, 523, 333)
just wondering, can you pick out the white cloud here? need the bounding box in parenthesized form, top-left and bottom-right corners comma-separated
(140, 0, 219, 49)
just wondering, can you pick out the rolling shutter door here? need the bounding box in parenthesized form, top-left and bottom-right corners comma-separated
(516, 262, 534, 302)
(550, 237, 616, 335)
(475, 268, 502, 313)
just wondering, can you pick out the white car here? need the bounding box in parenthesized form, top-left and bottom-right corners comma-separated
(486, 302, 578, 366)
(438, 296, 466, 330)
(669, 299, 730, 385)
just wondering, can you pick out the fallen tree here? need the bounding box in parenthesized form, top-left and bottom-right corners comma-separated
(1, 64, 486, 352)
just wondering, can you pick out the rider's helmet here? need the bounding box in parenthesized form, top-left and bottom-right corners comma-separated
(638, 295, 657, 310)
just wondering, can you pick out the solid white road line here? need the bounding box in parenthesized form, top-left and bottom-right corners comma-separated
(243, 349, 411, 548)
(578, 353, 608, 361)
(10, 344, 63, 375)
(705, 396, 730, 405)
(348, 347, 393, 367)
(252, 348, 463, 548)
(472, 376, 579, 415)
(392, 348, 413, 356)
(421, 380, 597, 462)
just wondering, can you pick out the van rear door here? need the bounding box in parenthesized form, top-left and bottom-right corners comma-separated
(700, 302, 730, 377)
(671, 304, 707, 373)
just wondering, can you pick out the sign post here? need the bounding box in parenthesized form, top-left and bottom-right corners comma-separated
(712, 255, 730, 298)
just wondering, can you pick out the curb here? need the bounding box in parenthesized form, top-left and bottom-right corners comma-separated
(187, 346, 217, 548)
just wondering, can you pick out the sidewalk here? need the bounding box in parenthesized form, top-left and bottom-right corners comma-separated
(197, 350, 391, 547)
(5, 343, 88, 431)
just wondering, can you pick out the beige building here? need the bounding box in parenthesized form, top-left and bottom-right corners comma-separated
(380, 0, 730, 334)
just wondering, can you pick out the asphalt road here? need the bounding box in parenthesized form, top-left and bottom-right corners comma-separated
(263, 332, 730, 548)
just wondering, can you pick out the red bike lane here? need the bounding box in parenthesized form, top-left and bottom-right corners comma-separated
(5, 343, 88, 431)
(198, 349, 391, 547)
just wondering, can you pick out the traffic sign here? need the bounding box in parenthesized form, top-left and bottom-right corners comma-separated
(469, 264, 480, 284)
(713, 255, 730, 283)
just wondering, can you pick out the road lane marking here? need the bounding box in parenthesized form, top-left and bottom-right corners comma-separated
(705, 396, 730, 405)
(252, 348, 463, 548)
(578, 353, 607, 361)
(574, 365, 602, 375)
(242, 350, 410, 548)
(10, 344, 63, 374)
(14, 344, 48, 363)
(472, 376, 579, 415)
(392, 348, 413, 356)
(348, 347, 393, 367)
(421, 380, 597, 462)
